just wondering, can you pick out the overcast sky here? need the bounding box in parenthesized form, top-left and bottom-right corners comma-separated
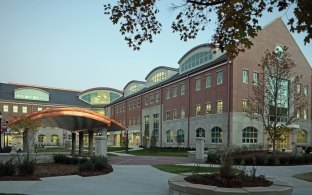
(1, 0, 311, 91)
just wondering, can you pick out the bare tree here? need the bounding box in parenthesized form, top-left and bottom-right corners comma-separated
(246, 46, 308, 155)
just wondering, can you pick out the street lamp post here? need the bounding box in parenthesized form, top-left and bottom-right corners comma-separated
(0, 111, 2, 149)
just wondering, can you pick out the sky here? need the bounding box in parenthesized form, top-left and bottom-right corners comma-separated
(0, 0, 311, 92)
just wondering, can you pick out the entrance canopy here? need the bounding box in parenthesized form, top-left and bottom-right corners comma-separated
(9, 107, 125, 132)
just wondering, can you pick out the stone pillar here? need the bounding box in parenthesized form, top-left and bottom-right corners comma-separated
(71, 132, 76, 156)
(22, 128, 35, 153)
(79, 132, 84, 156)
(95, 128, 107, 156)
(88, 129, 94, 157)
(195, 137, 205, 162)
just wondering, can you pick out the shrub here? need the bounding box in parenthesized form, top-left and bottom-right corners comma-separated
(92, 156, 109, 170)
(54, 154, 67, 163)
(17, 156, 36, 176)
(0, 146, 12, 153)
(305, 146, 312, 154)
(255, 156, 266, 165)
(244, 157, 254, 165)
(266, 156, 276, 165)
(279, 156, 289, 165)
(79, 160, 95, 172)
(207, 152, 220, 164)
(288, 156, 297, 165)
(0, 159, 16, 176)
(295, 156, 304, 164)
(233, 156, 242, 165)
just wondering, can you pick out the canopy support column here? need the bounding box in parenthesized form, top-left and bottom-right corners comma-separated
(71, 132, 76, 156)
(79, 132, 84, 156)
(95, 128, 107, 157)
(88, 129, 94, 157)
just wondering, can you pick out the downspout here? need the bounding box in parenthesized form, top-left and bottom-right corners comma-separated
(187, 74, 191, 148)
(227, 60, 232, 147)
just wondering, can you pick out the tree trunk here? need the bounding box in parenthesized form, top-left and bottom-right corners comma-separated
(272, 138, 276, 156)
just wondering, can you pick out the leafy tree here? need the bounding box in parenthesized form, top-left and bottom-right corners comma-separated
(104, 0, 311, 58)
(246, 46, 308, 155)
(120, 131, 129, 153)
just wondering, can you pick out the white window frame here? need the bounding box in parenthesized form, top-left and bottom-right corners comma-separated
(217, 71, 223, 85)
(206, 74, 212, 88)
(243, 69, 249, 84)
(195, 78, 201, 91)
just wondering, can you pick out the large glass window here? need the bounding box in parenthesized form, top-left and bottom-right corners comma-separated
(166, 130, 174, 143)
(80, 90, 122, 105)
(181, 51, 213, 73)
(242, 99, 248, 112)
(211, 127, 222, 143)
(147, 71, 167, 86)
(51, 134, 59, 144)
(176, 129, 185, 143)
(195, 78, 201, 91)
(15, 88, 49, 102)
(196, 128, 205, 138)
(3, 105, 8, 112)
(243, 69, 249, 83)
(172, 109, 178, 119)
(206, 75, 212, 88)
(153, 114, 159, 141)
(242, 127, 258, 144)
(217, 101, 223, 113)
(195, 105, 201, 116)
(180, 108, 185, 119)
(205, 103, 211, 114)
(144, 115, 150, 137)
(166, 111, 171, 120)
(38, 134, 47, 143)
(297, 129, 308, 144)
(217, 71, 223, 85)
(13, 105, 18, 113)
(22, 106, 28, 113)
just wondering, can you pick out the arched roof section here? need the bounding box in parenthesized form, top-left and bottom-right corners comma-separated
(79, 87, 123, 105)
(14, 87, 50, 102)
(123, 80, 146, 97)
(145, 66, 178, 88)
(178, 44, 226, 74)
(9, 107, 126, 132)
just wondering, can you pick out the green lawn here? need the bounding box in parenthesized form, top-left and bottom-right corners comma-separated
(126, 149, 188, 157)
(293, 172, 312, 182)
(152, 164, 219, 174)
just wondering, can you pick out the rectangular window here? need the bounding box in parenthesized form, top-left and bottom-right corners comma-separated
(253, 72, 259, 85)
(217, 71, 223, 85)
(172, 109, 178, 119)
(144, 115, 150, 137)
(217, 101, 223, 113)
(297, 110, 300, 119)
(155, 93, 159, 103)
(206, 75, 211, 88)
(129, 119, 132, 126)
(166, 88, 170, 99)
(243, 69, 249, 83)
(173, 86, 177, 97)
(242, 100, 248, 112)
(297, 83, 301, 94)
(145, 96, 148, 105)
(180, 83, 185, 95)
(166, 111, 171, 120)
(180, 108, 185, 119)
(205, 103, 211, 114)
(153, 114, 159, 140)
(304, 85, 308, 96)
(22, 106, 28, 113)
(303, 109, 307, 120)
(195, 104, 201, 116)
(3, 105, 8, 112)
(13, 105, 18, 113)
(150, 94, 153, 104)
(133, 117, 136, 125)
(195, 78, 201, 91)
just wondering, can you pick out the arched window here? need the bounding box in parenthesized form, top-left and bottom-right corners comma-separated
(242, 127, 258, 144)
(196, 128, 205, 138)
(211, 127, 222, 143)
(51, 134, 59, 144)
(38, 134, 47, 143)
(297, 129, 308, 144)
(176, 129, 185, 143)
(166, 130, 174, 143)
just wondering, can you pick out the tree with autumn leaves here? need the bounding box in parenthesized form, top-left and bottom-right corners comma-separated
(104, 0, 311, 58)
(246, 47, 308, 155)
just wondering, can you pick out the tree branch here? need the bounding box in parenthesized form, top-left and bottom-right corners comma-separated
(186, 0, 226, 6)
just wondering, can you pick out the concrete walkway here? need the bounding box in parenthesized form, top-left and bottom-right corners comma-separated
(0, 163, 311, 195)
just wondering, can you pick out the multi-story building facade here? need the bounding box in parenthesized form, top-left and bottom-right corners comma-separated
(105, 18, 312, 150)
(0, 83, 122, 149)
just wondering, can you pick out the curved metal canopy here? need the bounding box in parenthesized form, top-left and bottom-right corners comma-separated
(9, 107, 125, 132)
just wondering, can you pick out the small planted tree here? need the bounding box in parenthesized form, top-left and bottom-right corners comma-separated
(246, 46, 308, 155)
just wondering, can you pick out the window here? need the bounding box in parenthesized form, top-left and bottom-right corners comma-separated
(205, 103, 211, 114)
(297, 110, 301, 119)
(243, 69, 249, 83)
(172, 109, 178, 119)
(242, 100, 248, 112)
(3, 105, 8, 112)
(15, 88, 49, 102)
(217, 101, 223, 113)
(176, 129, 185, 143)
(303, 109, 307, 120)
(217, 71, 223, 85)
(195, 105, 201, 116)
(155, 93, 159, 103)
(181, 83, 185, 95)
(153, 114, 159, 141)
(51, 134, 59, 144)
(195, 78, 201, 91)
(297, 129, 308, 144)
(145, 96, 148, 105)
(196, 128, 205, 138)
(13, 105, 18, 113)
(304, 85, 308, 96)
(129, 118, 132, 126)
(166, 130, 174, 143)
(22, 106, 28, 113)
(133, 117, 136, 125)
(206, 75, 211, 88)
(144, 115, 150, 137)
(166, 111, 171, 120)
(166, 88, 170, 99)
(242, 127, 258, 144)
(180, 108, 185, 119)
(38, 134, 47, 143)
(297, 83, 301, 94)
(253, 72, 259, 85)
(173, 86, 177, 97)
(211, 127, 222, 143)
(150, 94, 153, 104)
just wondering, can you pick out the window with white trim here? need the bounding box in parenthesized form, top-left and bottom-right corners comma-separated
(211, 127, 222, 143)
(217, 71, 223, 85)
(195, 78, 201, 91)
(242, 127, 258, 144)
(206, 75, 212, 88)
(243, 69, 249, 83)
